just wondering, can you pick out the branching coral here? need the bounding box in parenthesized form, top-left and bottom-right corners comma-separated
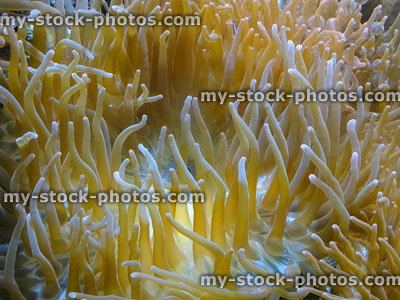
(0, 0, 400, 299)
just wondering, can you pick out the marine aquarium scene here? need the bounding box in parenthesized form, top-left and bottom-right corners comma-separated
(0, 0, 400, 299)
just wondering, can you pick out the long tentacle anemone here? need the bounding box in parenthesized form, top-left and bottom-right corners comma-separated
(0, 0, 400, 299)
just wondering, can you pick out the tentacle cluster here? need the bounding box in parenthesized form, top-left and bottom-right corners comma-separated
(0, 0, 400, 299)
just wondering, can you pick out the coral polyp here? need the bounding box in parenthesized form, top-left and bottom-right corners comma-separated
(0, 0, 400, 299)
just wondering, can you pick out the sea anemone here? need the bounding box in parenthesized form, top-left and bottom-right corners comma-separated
(0, 0, 400, 299)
